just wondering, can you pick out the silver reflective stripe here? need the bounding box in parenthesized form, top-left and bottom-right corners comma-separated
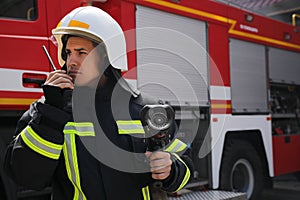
(117, 124, 143, 131)
(64, 126, 95, 132)
(20, 126, 62, 159)
(116, 120, 145, 134)
(64, 122, 95, 136)
(63, 134, 86, 200)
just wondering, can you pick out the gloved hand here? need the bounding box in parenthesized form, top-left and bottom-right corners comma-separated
(62, 89, 73, 113)
(42, 85, 73, 113)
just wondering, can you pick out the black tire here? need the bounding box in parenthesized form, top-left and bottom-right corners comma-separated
(294, 171, 300, 181)
(219, 139, 264, 200)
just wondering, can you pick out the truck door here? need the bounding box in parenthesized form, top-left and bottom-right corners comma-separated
(0, 0, 49, 107)
(0, 1, 49, 199)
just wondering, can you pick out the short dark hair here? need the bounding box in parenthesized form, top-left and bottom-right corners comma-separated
(61, 34, 100, 61)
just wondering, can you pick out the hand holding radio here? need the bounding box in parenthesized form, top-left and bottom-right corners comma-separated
(45, 70, 74, 89)
(43, 70, 74, 110)
(42, 45, 73, 112)
(42, 79, 73, 113)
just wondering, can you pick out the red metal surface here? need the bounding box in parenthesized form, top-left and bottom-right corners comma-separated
(273, 135, 300, 176)
(208, 24, 230, 86)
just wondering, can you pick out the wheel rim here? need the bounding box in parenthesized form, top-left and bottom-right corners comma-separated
(230, 158, 254, 198)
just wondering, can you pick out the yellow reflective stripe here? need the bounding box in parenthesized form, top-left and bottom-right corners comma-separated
(172, 153, 191, 192)
(64, 130, 95, 136)
(21, 132, 60, 160)
(63, 122, 86, 200)
(26, 126, 62, 150)
(68, 20, 90, 29)
(62, 139, 79, 199)
(116, 120, 143, 125)
(63, 130, 77, 134)
(66, 122, 94, 127)
(142, 186, 150, 200)
(118, 129, 145, 134)
(165, 139, 187, 153)
(63, 133, 86, 200)
(71, 134, 85, 200)
(75, 131, 95, 136)
(116, 120, 145, 134)
(20, 126, 62, 160)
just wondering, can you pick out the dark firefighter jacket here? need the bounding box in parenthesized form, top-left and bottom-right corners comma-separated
(4, 75, 190, 200)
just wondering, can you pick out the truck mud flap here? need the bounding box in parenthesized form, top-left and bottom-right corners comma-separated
(168, 190, 247, 200)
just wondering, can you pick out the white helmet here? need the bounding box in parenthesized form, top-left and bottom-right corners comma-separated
(52, 6, 128, 71)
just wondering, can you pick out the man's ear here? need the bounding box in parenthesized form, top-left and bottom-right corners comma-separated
(104, 65, 112, 77)
(102, 54, 110, 74)
(103, 54, 110, 69)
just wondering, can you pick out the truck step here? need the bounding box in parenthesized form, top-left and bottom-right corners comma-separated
(168, 190, 247, 200)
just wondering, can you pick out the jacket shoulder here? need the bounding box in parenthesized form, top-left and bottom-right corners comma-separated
(15, 97, 45, 134)
(129, 92, 162, 119)
(131, 92, 163, 107)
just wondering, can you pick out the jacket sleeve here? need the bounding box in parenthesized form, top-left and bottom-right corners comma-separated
(4, 100, 70, 190)
(160, 153, 191, 192)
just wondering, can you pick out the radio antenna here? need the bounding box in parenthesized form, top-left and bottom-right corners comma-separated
(42, 45, 57, 71)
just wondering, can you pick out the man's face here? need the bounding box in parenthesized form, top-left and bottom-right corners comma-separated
(65, 36, 101, 87)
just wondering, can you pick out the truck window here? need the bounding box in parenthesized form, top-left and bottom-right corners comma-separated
(0, 0, 37, 21)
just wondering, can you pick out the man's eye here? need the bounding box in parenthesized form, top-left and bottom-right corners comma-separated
(65, 50, 71, 55)
(79, 51, 88, 55)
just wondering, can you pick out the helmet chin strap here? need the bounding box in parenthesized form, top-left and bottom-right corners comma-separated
(110, 68, 140, 98)
(61, 63, 67, 71)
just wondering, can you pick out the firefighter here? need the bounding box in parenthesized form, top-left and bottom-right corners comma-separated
(4, 6, 190, 200)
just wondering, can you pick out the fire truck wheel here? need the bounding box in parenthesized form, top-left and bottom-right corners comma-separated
(294, 171, 300, 181)
(219, 139, 264, 200)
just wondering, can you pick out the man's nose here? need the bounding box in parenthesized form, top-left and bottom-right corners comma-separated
(68, 54, 80, 67)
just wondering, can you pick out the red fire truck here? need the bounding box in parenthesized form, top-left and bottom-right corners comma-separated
(1, 0, 300, 199)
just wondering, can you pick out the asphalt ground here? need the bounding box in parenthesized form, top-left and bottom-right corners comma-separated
(260, 173, 300, 200)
